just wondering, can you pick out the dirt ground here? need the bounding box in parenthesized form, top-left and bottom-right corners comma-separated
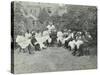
(14, 47, 97, 74)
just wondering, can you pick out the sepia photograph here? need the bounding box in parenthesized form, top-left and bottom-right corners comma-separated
(11, 1, 97, 74)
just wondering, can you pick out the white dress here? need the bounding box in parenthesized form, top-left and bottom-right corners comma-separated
(57, 31, 63, 43)
(16, 33, 32, 49)
(42, 30, 51, 43)
(35, 32, 46, 49)
(68, 40, 76, 50)
(75, 40, 84, 49)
